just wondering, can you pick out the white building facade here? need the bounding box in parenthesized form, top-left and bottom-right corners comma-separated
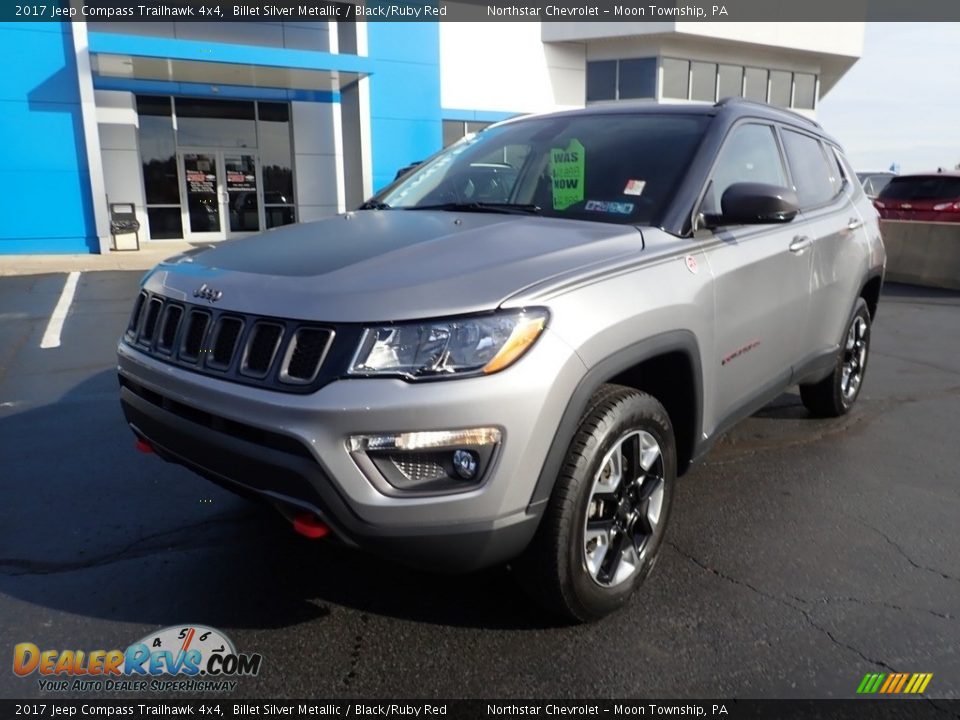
(440, 22, 864, 141)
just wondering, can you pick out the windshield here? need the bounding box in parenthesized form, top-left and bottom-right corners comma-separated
(372, 114, 709, 226)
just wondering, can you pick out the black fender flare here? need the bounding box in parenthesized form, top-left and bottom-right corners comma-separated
(858, 267, 885, 318)
(526, 329, 704, 514)
(841, 268, 884, 346)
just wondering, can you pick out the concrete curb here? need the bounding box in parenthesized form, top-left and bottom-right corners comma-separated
(0, 242, 200, 277)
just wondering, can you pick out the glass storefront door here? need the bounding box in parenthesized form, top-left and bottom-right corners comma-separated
(138, 97, 297, 241)
(181, 152, 222, 238)
(179, 150, 263, 241)
(224, 154, 261, 234)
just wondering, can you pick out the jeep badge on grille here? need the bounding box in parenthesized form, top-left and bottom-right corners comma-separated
(194, 284, 223, 303)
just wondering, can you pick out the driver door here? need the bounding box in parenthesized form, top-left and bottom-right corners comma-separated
(699, 122, 812, 426)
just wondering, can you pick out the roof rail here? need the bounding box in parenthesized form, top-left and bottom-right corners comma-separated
(714, 97, 821, 129)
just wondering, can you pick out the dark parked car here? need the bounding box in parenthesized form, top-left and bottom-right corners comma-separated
(875, 171, 960, 222)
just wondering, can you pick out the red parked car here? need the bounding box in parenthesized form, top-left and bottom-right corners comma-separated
(874, 171, 960, 222)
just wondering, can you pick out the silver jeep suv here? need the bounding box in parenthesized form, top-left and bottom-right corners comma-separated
(118, 100, 884, 621)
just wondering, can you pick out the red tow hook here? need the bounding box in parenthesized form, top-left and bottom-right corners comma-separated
(293, 513, 330, 539)
(135, 439, 154, 454)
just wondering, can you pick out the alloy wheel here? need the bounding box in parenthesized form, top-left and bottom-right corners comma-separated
(841, 316, 869, 401)
(582, 430, 665, 588)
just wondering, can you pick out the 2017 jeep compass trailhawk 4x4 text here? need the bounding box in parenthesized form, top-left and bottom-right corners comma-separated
(119, 100, 884, 622)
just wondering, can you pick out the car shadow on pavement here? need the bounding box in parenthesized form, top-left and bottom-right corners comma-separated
(880, 281, 960, 303)
(0, 371, 555, 632)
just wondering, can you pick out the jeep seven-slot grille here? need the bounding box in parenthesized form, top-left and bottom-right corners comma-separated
(281, 328, 330, 384)
(181, 311, 210, 362)
(157, 305, 183, 354)
(241, 323, 284, 378)
(209, 316, 244, 369)
(125, 291, 334, 392)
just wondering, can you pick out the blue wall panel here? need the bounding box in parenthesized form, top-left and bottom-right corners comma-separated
(0, 24, 96, 254)
(88, 32, 372, 74)
(366, 23, 442, 193)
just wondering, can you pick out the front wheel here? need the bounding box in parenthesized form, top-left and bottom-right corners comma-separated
(800, 297, 872, 417)
(517, 385, 676, 622)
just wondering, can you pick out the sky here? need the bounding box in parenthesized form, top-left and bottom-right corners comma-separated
(817, 22, 960, 174)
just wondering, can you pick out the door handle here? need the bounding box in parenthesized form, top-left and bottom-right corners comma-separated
(789, 236, 812, 253)
(846, 217, 864, 231)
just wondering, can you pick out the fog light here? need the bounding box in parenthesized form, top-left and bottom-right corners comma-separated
(348, 427, 502, 494)
(452, 449, 478, 480)
(348, 427, 501, 453)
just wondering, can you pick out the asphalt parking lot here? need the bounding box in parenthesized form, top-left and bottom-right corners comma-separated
(0, 271, 958, 700)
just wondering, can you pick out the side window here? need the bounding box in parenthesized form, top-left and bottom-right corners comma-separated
(823, 145, 845, 195)
(704, 123, 787, 214)
(781, 129, 840, 208)
(829, 146, 855, 194)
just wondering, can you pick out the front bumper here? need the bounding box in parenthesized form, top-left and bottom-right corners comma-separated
(117, 329, 585, 571)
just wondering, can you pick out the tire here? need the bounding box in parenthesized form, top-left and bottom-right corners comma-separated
(517, 384, 676, 623)
(800, 298, 872, 418)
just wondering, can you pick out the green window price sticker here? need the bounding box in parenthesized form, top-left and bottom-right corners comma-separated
(550, 139, 585, 210)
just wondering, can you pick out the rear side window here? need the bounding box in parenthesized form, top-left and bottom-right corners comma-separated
(834, 150, 868, 194)
(781, 129, 839, 208)
(704, 123, 787, 213)
(825, 145, 851, 194)
(879, 176, 960, 201)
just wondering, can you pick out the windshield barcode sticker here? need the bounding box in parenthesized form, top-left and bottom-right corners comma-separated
(585, 200, 634, 215)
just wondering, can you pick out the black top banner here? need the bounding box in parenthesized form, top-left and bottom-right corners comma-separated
(5, 0, 960, 22)
(2, 700, 960, 720)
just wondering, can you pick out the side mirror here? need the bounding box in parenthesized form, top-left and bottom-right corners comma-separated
(394, 161, 422, 181)
(703, 183, 799, 228)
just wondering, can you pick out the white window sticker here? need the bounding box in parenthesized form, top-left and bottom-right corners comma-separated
(623, 179, 646, 196)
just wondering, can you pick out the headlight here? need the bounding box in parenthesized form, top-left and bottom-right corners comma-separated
(348, 309, 548, 379)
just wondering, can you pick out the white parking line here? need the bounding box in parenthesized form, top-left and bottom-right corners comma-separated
(40, 271, 81, 349)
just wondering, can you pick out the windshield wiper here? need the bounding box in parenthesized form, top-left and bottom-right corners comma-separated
(405, 202, 542, 216)
(357, 200, 391, 210)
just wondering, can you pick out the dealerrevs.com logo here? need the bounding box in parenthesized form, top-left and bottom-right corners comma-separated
(13, 625, 262, 693)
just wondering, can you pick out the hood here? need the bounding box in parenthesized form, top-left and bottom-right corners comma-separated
(145, 210, 644, 323)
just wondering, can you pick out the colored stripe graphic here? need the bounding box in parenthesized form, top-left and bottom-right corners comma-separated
(857, 672, 933, 694)
(893, 673, 909, 693)
(859, 673, 884, 694)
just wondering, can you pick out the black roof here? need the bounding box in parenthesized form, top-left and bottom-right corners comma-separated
(479, 99, 845, 237)
(500, 98, 840, 146)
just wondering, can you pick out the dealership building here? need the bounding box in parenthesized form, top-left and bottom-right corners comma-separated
(0, 19, 863, 254)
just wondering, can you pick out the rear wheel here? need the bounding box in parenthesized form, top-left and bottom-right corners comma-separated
(800, 298, 872, 417)
(518, 385, 676, 622)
